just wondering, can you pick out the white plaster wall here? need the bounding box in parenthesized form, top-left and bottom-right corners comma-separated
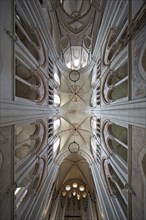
(0, 0, 14, 100)
(131, 126, 146, 220)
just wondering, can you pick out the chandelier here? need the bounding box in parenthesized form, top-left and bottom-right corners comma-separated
(61, 180, 88, 200)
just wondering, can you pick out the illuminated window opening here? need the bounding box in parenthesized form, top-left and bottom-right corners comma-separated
(53, 138, 60, 153)
(64, 46, 89, 70)
(54, 94, 60, 105)
(54, 71, 60, 85)
(53, 118, 60, 131)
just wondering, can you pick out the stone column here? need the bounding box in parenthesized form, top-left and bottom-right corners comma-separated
(0, 126, 15, 220)
(90, 162, 118, 220)
(0, 0, 15, 219)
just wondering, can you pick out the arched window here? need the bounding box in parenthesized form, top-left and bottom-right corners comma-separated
(53, 118, 61, 132)
(101, 9, 128, 68)
(15, 121, 46, 164)
(102, 120, 128, 165)
(54, 94, 61, 105)
(53, 137, 60, 157)
(54, 68, 60, 86)
(91, 136, 97, 160)
(15, 12, 47, 67)
(102, 62, 128, 104)
(107, 63, 128, 102)
(64, 45, 90, 70)
(15, 157, 47, 214)
(101, 28, 117, 67)
(16, 23, 40, 62)
(101, 158, 128, 217)
(108, 164, 128, 216)
(15, 59, 47, 103)
(15, 123, 37, 163)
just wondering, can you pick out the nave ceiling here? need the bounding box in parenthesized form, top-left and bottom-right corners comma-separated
(0, 0, 146, 219)
(46, 0, 105, 194)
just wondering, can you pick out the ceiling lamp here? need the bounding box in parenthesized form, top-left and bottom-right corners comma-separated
(82, 192, 87, 198)
(79, 185, 85, 191)
(62, 191, 67, 196)
(77, 194, 81, 200)
(61, 180, 88, 200)
(65, 184, 71, 191)
(73, 191, 76, 196)
(72, 182, 78, 188)
(68, 141, 80, 153)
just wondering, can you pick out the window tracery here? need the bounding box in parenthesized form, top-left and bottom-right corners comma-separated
(15, 12, 47, 67)
(15, 157, 47, 214)
(15, 59, 47, 103)
(101, 11, 128, 68)
(101, 158, 128, 217)
(102, 120, 128, 166)
(102, 62, 128, 103)
(15, 120, 47, 165)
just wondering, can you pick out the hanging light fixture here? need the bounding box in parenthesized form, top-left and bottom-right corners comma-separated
(82, 192, 87, 198)
(79, 185, 85, 191)
(72, 181, 78, 188)
(77, 193, 81, 200)
(62, 191, 67, 196)
(61, 180, 88, 200)
(65, 184, 71, 191)
(73, 190, 77, 196)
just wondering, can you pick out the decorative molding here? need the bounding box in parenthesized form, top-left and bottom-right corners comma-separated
(69, 70, 80, 82)
(68, 141, 80, 154)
